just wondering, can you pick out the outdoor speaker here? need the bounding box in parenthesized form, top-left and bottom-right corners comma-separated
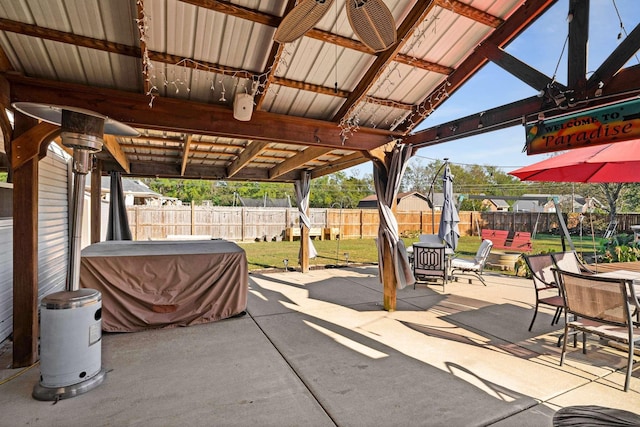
(233, 93, 254, 121)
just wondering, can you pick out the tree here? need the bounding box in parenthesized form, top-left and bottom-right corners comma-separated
(591, 183, 626, 220)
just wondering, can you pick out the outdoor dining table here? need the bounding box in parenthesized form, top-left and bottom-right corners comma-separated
(593, 270, 640, 304)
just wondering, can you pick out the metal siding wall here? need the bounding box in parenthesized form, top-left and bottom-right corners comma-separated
(37, 151, 69, 299)
(0, 219, 13, 342)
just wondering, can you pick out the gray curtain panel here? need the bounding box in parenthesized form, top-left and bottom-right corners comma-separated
(294, 171, 318, 261)
(106, 171, 133, 241)
(373, 144, 415, 289)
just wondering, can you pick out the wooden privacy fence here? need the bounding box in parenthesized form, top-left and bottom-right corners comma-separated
(126, 205, 640, 242)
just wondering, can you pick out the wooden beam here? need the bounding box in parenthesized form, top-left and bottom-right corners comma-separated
(0, 17, 139, 57)
(227, 140, 268, 178)
(254, 0, 297, 111)
(180, 134, 192, 176)
(587, 23, 640, 92)
(399, 0, 558, 133)
(269, 147, 329, 180)
(182, 0, 455, 76)
(179, 0, 281, 26)
(332, 0, 437, 122)
(392, 55, 453, 75)
(138, 0, 151, 95)
(270, 76, 414, 109)
(404, 79, 640, 149)
(7, 74, 401, 151)
(477, 43, 556, 91)
(311, 153, 369, 179)
(102, 134, 130, 174)
(91, 160, 102, 244)
(567, 0, 589, 98)
(11, 121, 60, 170)
(434, 0, 503, 28)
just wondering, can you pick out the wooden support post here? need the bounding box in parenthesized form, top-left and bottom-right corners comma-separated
(90, 160, 102, 243)
(382, 239, 396, 311)
(11, 113, 46, 368)
(382, 200, 399, 312)
(300, 225, 310, 272)
(12, 157, 39, 367)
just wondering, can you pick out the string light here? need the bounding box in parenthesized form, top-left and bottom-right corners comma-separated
(137, 3, 450, 140)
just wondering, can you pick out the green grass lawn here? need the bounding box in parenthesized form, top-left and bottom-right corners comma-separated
(237, 233, 605, 271)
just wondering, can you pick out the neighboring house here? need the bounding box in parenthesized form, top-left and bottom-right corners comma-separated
(543, 194, 585, 213)
(357, 191, 432, 211)
(86, 176, 176, 206)
(482, 198, 509, 212)
(512, 199, 543, 213)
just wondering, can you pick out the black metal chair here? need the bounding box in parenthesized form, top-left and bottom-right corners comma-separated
(412, 241, 447, 290)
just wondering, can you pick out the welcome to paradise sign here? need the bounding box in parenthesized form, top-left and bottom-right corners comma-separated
(525, 98, 640, 155)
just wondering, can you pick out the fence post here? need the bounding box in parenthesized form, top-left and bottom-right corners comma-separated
(241, 207, 245, 241)
(135, 206, 139, 240)
(190, 203, 195, 235)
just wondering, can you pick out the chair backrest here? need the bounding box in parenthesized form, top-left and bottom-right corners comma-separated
(523, 254, 556, 291)
(554, 269, 632, 327)
(473, 239, 493, 266)
(413, 244, 446, 277)
(419, 234, 443, 245)
(551, 251, 590, 274)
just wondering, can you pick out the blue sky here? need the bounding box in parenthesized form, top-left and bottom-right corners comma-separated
(347, 0, 640, 176)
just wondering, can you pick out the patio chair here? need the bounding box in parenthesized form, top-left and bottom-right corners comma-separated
(551, 251, 594, 275)
(412, 241, 447, 290)
(552, 268, 640, 392)
(450, 239, 493, 286)
(522, 254, 564, 331)
(407, 234, 442, 265)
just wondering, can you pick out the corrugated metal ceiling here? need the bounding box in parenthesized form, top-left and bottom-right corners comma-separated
(0, 0, 568, 181)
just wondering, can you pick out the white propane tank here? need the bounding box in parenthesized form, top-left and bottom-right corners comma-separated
(33, 288, 107, 401)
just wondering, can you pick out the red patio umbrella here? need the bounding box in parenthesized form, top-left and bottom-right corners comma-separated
(509, 139, 640, 183)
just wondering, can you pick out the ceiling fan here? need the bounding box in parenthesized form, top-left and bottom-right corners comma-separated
(274, 0, 397, 53)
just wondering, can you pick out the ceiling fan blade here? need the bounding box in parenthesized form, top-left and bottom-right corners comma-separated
(346, 0, 397, 52)
(274, 0, 334, 44)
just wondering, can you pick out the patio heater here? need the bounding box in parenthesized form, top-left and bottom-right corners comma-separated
(12, 102, 138, 401)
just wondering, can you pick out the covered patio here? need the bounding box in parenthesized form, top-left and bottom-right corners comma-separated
(1, 0, 640, 420)
(1, 267, 638, 425)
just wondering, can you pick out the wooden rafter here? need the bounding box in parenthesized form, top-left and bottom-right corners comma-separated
(180, 134, 192, 176)
(254, 0, 297, 111)
(137, 0, 150, 95)
(434, 0, 503, 28)
(331, 0, 437, 122)
(398, 0, 558, 134)
(227, 140, 268, 178)
(477, 43, 557, 91)
(587, 23, 640, 91)
(102, 135, 131, 174)
(404, 64, 640, 149)
(311, 152, 368, 179)
(269, 146, 329, 180)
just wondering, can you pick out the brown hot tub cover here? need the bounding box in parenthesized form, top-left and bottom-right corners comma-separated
(80, 240, 248, 332)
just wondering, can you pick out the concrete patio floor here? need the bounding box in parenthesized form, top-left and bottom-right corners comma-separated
(1, 265, 639, 426)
